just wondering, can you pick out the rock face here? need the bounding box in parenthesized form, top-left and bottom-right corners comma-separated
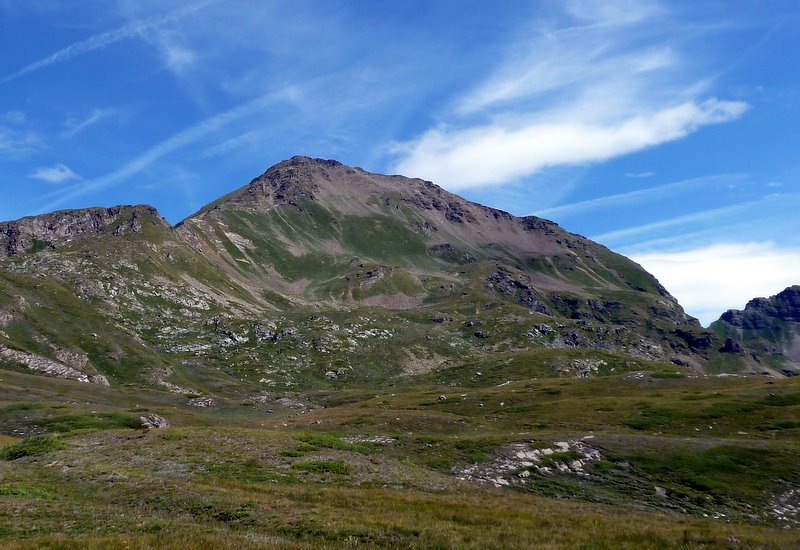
(0, 205, 168, 257)
(714, 285, 800, 371)
(720, 286, 800, 328)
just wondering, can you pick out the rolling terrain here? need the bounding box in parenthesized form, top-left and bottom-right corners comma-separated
(1, 157, 799, 548)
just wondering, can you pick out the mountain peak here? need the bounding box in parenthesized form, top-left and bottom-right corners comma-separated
(721, 285, 800, 327)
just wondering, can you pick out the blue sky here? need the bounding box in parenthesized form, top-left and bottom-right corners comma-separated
(1, 0, 798, 325)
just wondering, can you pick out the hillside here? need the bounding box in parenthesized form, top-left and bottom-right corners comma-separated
(712, 285, 800, 375)
(1, 158, 799, 548)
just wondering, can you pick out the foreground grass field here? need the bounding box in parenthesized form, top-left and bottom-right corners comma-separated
(1, 367, 799, 548)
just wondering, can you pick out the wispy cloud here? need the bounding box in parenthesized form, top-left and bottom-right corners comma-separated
(201, 129, 261, 158)
(3, 111, 26, 124)
(535, 174, 745, 219)
(40, 87, 297, 212)
(632, 242, 800, 326)
(2, 3, 210, 83)
(590, 196, 773, 245)
(62, 108, 117, 138)
(625, 172, 654, 178)
(29, 164, 81, 184)
(390, 0, 747, 190)
(0, 125, 40, 157)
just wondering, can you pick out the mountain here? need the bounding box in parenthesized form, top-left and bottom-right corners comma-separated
(0, 156, 732, 395)
(3, 157, 800, 546)
(712, 285, 800, 375)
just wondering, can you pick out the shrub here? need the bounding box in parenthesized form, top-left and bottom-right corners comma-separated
(1, 435, 64, 460)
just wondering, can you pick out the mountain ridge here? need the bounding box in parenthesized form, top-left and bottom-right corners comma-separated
(0, 156, 794, 395)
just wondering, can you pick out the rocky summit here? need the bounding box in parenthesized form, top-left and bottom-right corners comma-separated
(1, 157, 800, 548)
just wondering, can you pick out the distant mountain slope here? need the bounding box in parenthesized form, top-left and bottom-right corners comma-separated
(712, 285, 800, 375)
(0, 156, 770, 394)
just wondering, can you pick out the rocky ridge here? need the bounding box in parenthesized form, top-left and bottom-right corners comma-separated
(0, 157, 791, 391)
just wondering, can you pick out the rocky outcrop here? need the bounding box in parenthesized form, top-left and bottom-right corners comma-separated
(427, 243, 476, 264)
(715, 285, 800, 368)
(0, 345, 109, 384)
(486, 268, 553, 315)
(0, 205, 168, 257)
(720, 286, 800, 328)
(139, 413, 169, 429)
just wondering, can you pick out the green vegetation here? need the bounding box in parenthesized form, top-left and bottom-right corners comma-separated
(292, 459, 351, 475)
(1, 435, 64, 460)
(0, 160, 798, 547)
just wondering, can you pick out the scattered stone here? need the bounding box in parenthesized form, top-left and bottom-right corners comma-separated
(474, 331, 489, 339)
(438, 394, 447, 401)
(188, 396, 217, 408)
(342, 435, 397, 445)
(139, 413, 169, 429)
(457, 439, 603, 488)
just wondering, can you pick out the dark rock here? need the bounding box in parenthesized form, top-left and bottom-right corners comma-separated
(673, 328, 717, 352)
(427, 243, 476, 264)
(719, 337, 743, 354)
(719, 286, 800, 326)
(474, 331, 490, 339)
(0, 205, 167, 257)
(363, 266, 390, 286)
(486, 268, 553, 315)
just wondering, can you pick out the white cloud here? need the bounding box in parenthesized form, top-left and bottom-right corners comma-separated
(390, 0, 747, 189)
(29, 164, 81, 184)
(394, 99, 746, 190)
(632, 242, 800, 326)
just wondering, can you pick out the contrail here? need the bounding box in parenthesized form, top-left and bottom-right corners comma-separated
(3, 2, 211, 84)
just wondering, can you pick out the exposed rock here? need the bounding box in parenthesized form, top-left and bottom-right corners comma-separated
(363, 266, 390, 287)
(188, 396, 217, 408)
(0, 345, 109, 385)
(721, 286, 800, 326)
(427, 243, 476, 264)
(673, 328, 717, 352)
(0, 308, 13, 328)
(342, 435, 397, 445)
(473, 331, 489, 339)
(719, 337, 743, 354)
(253, 321, 278, 341)
(486, 268, 553, 315)
(457, 439, 603, 488)
(139, 413, 169, 429)
(0, 205, 167, 257)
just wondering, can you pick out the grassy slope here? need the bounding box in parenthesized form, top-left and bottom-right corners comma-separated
(1, 365, 799, 548)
